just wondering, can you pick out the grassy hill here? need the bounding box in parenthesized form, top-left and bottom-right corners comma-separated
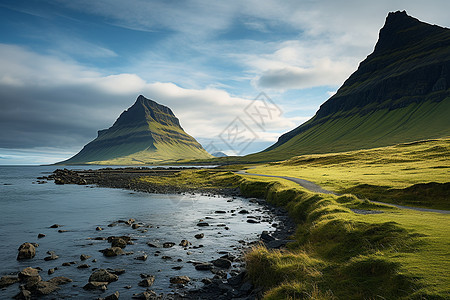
(59, 95, 211, 165)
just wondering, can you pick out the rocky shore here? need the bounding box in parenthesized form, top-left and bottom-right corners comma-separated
(4, 167, 296, 299)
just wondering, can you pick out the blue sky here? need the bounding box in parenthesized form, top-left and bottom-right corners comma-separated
(1, 0, 449, 164)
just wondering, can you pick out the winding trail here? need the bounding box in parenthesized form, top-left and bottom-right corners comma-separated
(236, 170, 450, 215)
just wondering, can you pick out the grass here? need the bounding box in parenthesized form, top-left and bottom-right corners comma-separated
(136, 164, 449, 299)
(249, 138, 450, 209)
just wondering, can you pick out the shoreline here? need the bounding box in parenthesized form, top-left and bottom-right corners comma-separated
(38, 167, 297, 299)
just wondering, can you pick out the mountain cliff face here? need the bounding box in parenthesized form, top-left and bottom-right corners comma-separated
(60, 95, 211, 165)
(256, 11, 450, 161)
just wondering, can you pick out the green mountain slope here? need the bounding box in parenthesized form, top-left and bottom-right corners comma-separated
(59, 95, 212, 165)
(246, 11, 450, 162)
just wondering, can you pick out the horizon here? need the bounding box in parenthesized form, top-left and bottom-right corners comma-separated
(1, 1, 450, 165)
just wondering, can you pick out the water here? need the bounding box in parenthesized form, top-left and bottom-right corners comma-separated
(0, 166, 276, 298)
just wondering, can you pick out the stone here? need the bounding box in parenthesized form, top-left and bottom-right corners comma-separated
(260, 231, 275, 242)
(13, 289, 31, 300)
(194, 233, 204, 239)
(80, 254, 91, 261)
(138, 276, 155, 287)
(103, 291, 120, 300)
(246, 219, 260, 224)
(197, 222, 209, 227)
(17, 243, 36, 260)
(107, 269, 126, 275)
(111, 238, 127, 248)
(170, 275, 190, 285)
(215, 210, 227, 214)
(58, 229, 68, 233)
(213, 258, 232, 269)
(146, 242, 160, 248)
(132, 290, 157, 299)
(238, 209, 249, 214)
(179, 239, 190, 247)
(135, 254, 148, 261)
(18, 267, 40, 282)
(47, 268, 55, 275)
(201, 278, 212, 285)
(101, 247, 125, 257)
(131, 224, 142, 229)
(44, 253, 59, 261)
(83, 281, 108, 291)
(163, 242, 175, 248)
(89, 269, 119, 283)
(37, 233, 46, 238)
(0, 275, 19, 288)
(77, 264, 90, 269)
(195, 263, 213, 271)
(96, 227, 103, 231)
(50, 224, 61, 228)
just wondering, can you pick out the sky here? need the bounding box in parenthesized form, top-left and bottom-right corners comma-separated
(0, 0, 449, 165)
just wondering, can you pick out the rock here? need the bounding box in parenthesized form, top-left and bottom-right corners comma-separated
(170, 275, 190, 285)
(18, 267, 41, 283)
(101, 247, 125, 257)
(240, 281, 253, 293)
(107, 269, 126, 275)
(146, 242, 160, 248)
(227, 271, 246, 286)
(132, 290, 157, 299)
(179, 239, 190, 247)
(107, 235, 132, 243)
(194, 233, 204, 239)
(197, 222, 209, 227)
(195, 263, 213, 271)
(96, 227, 103, 231)
(80, 254, 91, 261)
(13, 289, 31, 300)
(48, 276, 72, 285)
(111, 238, 127, 248)
(213, 258, 232, 269)
(37, 233, 46, 238)
(89, 269, 119, 283)
(61, 262, 72, 266)
(238, 209, 249, 214)
(246, 219, 260, 224)
(161, 256, 172, 260)
(261, 231, 275, 242)
(266, 239, 290, 249)
(215, 210, 226, 214)
(58, 229, 68, 233)
(44, 253, 59, 261)
(163, 242, 175, 248)
(172, 266, 183, 270)
(83, 281, 108, 291)
(103, 291, 120, 300)
(0, 275, 19, 288)
(201, 278, 212, 285)
(50, 224, 61, 228)
(138, 276, 155, 287)
(135, 254, 148, 261)
(17, 243, 36, 260)
(47, 268, 55, 275)
(32, 277, 71, 296)
(77, 264, 90, 269)
(131, 224, 142, 229)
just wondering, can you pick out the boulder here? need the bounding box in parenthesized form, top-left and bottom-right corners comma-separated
(17, 243, 36, 260)
(170, 276, 190, 285)
(163, 242, 175, 248)
(18, 267, 41, 283)
(132, 290, 157, 299)
(195, 263, 213, 271)
(138, 276, 155, 287)
(77, 264, 90, 269)
(83, 281, 108, 291)
(89, 269, 119, 283)
(147, 242, 160, 248)
(213, 258, 232, 269)
(101, 247, 125, 257)
(194, 233, 204, 239)
(197, 222, 209, 227)
(0, 275, 19, 288)
(37, 233, 46, 238)
(44, 252, 59, 261)
(80, 254, 91, 261)
(179, 239, 190, 247)
(13, 289, 31, 300)
(103, 291, 120, 300)
(111, 238, 127, 248)
(135, 254, 148, 261)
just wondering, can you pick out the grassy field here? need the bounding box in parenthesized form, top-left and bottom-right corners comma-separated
(137, 164, 449, 299)
(249, 138, 450, 210)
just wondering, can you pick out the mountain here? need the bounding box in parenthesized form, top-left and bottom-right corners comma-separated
(60, 95, 212, 165)
(211, 151, 228, 157)
(248, 11, 450, 162)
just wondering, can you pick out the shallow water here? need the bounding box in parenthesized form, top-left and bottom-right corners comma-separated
(0, 166, 277, 298)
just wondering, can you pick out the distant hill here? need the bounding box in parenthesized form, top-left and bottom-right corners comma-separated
(246, 11, 450, 162)
(211, 151, 228, 157)
(59, 95, 212, 165)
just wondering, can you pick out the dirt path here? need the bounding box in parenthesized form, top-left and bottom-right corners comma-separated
(236, 170, 450, 215)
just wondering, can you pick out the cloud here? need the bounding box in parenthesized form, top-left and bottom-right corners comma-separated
(0, 44, 297, 157)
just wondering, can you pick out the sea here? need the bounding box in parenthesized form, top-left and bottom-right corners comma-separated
(0, 165, 277, 298)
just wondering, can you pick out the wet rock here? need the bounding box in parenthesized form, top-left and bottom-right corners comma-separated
(111, 238, 127, 248)
(58, 229, 68, 233)
(96, 227, 103, 231)
(18, 267, 41, 284)
(135, 254, 148, 261)
(195, 263, 213, 271)
(161, 256, 172, 260)
(107, 269, 126, 275)
(194, 233, 204, 239)
(132, 290, 157, 299)
(47, 268, 55, 275)
(14, 289, 31, 300)
(146, 242, 160, 248)
(50, 224, 61, 228)
(162, 242, 175, 248)
(238, 209, 249, 214)
(0, 275, 19, 288)
(260, 231, 275, 242)
(246, 219, 260, 224)
(213, 258, 232, 269)
(102, 291, 120, 300)
(215, 210, 226, 214)
(170, 275, 190, 285)
(172, 266, 183, 270)
(227, 271, 246, 286)
(101, 247, 125, 257)
(138, 276, 155, 287)
(32, 277, 72, 296)
(197, 222, 209, 227)
(266, 239, 290, 249)
(80, 254, 91, 261)
(37, 233, 46, 238)
(83, 281, 108, 291)
(89, 269, 119, 283)
(201, 278, 212, 285)
(131, 224, 142, 229)
(44, 252, 59, 261)
(17, 243, 36, 260)
(77, 264, 90, 269)
(179, 239, 190, 247)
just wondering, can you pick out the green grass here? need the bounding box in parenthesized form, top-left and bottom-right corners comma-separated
(136, 166, 449, 299)
(249, 138, 450, 209)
